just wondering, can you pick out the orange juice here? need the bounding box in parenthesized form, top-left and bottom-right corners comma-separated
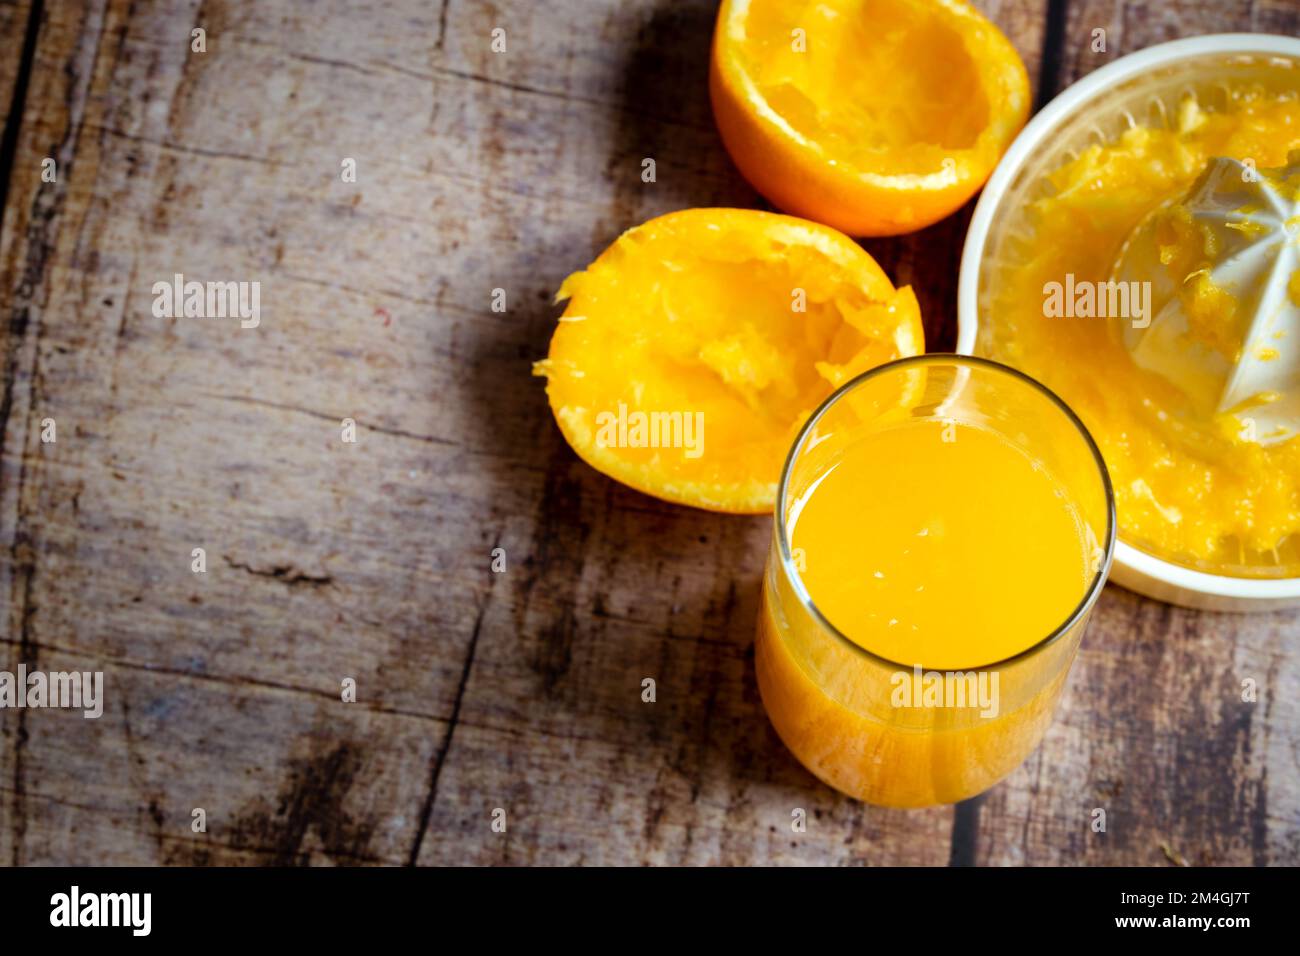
(790, 419, 1092, 670)
(756, 356, 1113, 806)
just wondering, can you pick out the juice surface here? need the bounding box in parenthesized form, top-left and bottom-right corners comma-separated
(789, 418, 1092, 669)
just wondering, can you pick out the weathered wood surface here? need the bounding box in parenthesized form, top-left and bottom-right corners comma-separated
(0, 0, 1295, 866)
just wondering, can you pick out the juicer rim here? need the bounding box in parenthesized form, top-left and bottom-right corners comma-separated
(955, 32, 1300, 608)
(774, 352, 1118, 674)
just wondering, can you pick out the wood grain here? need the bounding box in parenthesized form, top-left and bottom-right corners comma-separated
(0, 2, 34, 137)
(0, 0, 1296, 866)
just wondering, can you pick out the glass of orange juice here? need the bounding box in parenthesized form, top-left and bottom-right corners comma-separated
(756, 355, 1115, 807)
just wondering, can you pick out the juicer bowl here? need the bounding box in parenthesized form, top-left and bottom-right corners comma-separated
(956, 33, 1300, 612)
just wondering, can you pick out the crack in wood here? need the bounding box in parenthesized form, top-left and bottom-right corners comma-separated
(208, 391, 458, 447)
(1035, 0, 1070, 109)
(222, 554, 333, 588)
(406, 533, 499, 865)
(435, 0, 450, 53)
(0, 633, 454, 726)
(289, 51, 380, 78)
(0, 2, 42, 236)
(93, 123, 291, 166)
(1, 0, 49, 868)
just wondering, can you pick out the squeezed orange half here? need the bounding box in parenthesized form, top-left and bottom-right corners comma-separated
(710, 0, 1030, 236)
(534, 208, 923, 512)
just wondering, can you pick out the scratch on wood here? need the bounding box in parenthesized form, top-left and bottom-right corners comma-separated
(278, 270, 447, 311)
(222, 554, 333, 588)
(289, 51, 380, 78)
(432, 63, 713, 133)
(435, 0, 451, 53)
(208, 392, 458, 447)
(406, 537, 499, 865)
(94, 124, 290, 167)
(0, 633, 446, 723)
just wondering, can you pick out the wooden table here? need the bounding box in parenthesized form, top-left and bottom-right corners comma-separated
(0, 0, 1296, 866)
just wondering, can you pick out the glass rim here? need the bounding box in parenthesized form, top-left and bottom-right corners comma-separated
(774, 353, 1118, 674)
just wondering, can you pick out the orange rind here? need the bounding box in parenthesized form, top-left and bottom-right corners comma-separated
(534, 208, 923, 512)
(710, 0, 1031, 237)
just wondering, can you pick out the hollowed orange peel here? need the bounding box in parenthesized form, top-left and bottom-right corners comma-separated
(533, 208, 923, 513)
(709, 0, 1031, 237)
